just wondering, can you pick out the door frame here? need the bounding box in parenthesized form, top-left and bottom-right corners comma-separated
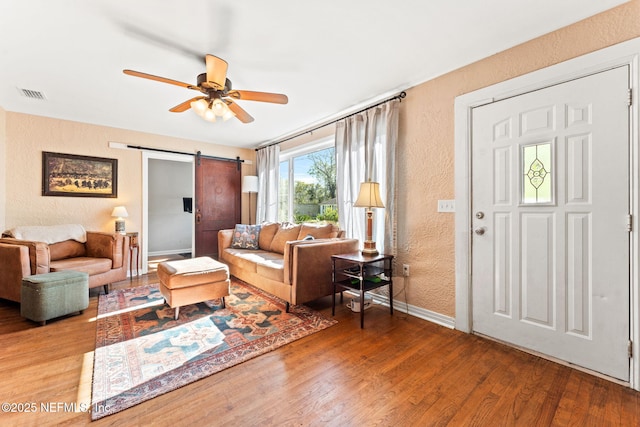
(142, 151, 195, 274)
(454, 37, 640, 389)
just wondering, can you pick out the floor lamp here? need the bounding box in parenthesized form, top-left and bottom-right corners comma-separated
(354, 181, 385, 256)
(242, 176, 259, 224)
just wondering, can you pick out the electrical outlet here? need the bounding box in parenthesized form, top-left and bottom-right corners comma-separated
(438, 200, 455, 212)
(403, 264, 410, 277)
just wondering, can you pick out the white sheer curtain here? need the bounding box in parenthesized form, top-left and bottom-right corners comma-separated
(336, 99, 399, 255)
(256, 144, 280, 223)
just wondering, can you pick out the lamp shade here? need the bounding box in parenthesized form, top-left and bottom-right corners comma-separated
(354, 182, 385, 208)
(111, 206, 129, 218)
(242, 176, 259, 193)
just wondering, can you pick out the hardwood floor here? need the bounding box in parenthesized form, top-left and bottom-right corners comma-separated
(1, 273, 639, 426)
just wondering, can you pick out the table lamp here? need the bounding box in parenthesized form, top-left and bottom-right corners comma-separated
(353, 181, 385, 255)
(111, 206, 128, 234)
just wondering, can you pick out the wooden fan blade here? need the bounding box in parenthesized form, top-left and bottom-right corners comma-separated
(123, 69, 198, 90)
(226, 100, 254, 123)
(205, 54, 228, 90)
(228, 90, 288, 104)
(169, 96, 204, 112)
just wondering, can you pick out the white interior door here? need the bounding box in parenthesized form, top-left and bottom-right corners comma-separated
(471, 66, 630, 381)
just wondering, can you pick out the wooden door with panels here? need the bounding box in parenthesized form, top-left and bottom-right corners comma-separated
(195, 156, 241, 258)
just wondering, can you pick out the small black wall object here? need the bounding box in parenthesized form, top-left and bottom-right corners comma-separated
(183, 197, 193, 213)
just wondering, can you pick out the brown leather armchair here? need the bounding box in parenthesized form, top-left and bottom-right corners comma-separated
(0, 232, 129, 302)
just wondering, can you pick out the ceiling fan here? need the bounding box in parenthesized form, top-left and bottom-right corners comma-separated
(123, 54, 288, 123)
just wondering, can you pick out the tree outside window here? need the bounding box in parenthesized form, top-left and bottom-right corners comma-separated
(279, 146, 337, 224)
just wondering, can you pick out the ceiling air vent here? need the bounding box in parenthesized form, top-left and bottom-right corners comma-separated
(17, 88, 46, 100)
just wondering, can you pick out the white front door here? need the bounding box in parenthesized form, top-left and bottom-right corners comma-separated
(471, 66, 630, 380)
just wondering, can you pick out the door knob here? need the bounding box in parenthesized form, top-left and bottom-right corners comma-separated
(474, 227, 486, 235)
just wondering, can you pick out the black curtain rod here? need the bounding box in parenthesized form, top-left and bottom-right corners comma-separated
(256, 91, 407, 151)
(125, 144, 245, 164)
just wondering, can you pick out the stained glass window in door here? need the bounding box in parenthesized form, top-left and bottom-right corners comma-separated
(522, 142, 553, 204)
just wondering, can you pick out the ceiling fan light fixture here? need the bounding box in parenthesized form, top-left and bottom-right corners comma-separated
(191, 98, 208, 115)
(124, 53, 285, 125)
(222, 107, 236, 121)
(203, 107, 217, 122)
(211, 98, 226, 116)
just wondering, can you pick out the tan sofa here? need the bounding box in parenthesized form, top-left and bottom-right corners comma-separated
(218, 223, 359, 310)
(0, 225, 129, 302)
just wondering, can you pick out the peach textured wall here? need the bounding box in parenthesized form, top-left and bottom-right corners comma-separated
(4, 112, 254, 238)
(396, 0, 640, 318)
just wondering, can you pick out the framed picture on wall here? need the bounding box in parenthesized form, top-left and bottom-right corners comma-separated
(42, 151, 118, 198)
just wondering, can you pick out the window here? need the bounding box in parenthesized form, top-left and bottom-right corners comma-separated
(279, 139, 337, 224)
(521, 141, 554, 205)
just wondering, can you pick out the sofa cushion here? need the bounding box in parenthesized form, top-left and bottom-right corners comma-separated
(49, 240, 86, 261)
(256, 257, 285, 282)
(231, 224, 261, 250)
(222, 249, 263, 272)
(270, 224, 302, 254)
(50, 257, 113, 276)
(86, 232, 125, 269)
(258, 222, 280, 250)
(298, 223, 338, 240)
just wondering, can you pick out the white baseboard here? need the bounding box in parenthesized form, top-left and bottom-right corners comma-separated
(343, 290, 455, 329)
(148, 249, 192, 257)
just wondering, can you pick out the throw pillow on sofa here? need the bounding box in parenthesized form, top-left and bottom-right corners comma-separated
(298, 223, 338, 240)
(231, 224, 261, 250)
(258, 222, 280, 250)
(269, 224, 302, 254)
(49, 240, 86, 260)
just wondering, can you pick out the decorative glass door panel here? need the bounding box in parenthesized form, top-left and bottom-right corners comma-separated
(521, 141, 553, 205)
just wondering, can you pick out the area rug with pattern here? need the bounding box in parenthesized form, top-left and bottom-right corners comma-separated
(91, 279, 336, 420)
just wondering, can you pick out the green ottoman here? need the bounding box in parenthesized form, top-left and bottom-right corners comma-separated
(21, 271, 89, 325)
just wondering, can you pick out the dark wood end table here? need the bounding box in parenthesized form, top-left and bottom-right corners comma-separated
(331, 252, 393, 328)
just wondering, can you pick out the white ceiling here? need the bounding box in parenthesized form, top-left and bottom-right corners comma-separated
(0, 0, 628, 149)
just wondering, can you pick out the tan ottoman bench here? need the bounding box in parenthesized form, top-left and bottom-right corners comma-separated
(157, 257, 230, 320)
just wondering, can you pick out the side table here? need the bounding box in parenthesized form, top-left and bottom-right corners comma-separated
(126, 232, 140, 278)
(331, 252, 393, 328)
